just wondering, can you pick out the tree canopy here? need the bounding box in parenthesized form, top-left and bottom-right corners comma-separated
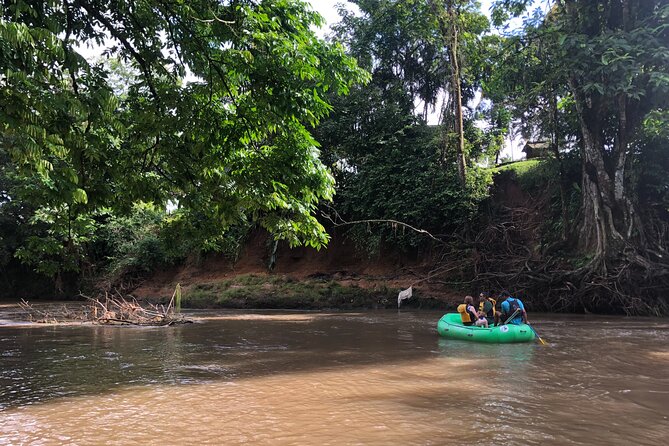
(1, 0, 367, 275)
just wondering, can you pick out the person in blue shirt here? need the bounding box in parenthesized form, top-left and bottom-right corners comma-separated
(499, 291, 528, 325)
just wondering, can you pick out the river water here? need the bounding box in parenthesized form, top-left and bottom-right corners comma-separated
(0, 308, 668, 445)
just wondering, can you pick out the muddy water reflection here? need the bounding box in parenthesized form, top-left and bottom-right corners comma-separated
(1, 310, 668, 445)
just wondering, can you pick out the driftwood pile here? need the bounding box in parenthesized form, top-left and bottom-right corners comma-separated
(19, 287, 190, 326)
(18, 300, 85, 324)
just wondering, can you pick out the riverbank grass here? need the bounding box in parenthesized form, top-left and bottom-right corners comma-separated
(182, 274, 397, 309)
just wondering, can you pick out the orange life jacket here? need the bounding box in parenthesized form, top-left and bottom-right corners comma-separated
(457, 304, 474, 323)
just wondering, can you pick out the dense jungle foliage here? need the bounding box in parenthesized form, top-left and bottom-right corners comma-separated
(1, 0, 668, 314)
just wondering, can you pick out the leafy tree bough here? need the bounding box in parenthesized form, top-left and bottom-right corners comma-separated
(1, 0, 367, 283)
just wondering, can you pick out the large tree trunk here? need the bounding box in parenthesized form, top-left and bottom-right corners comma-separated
(562, 0, 653, 267)
(447, 0, 466, 187)
(431, 0, 466, 187)
(549, 93, 568, 241)
(578, 126, 619, 263)
(570, 81, 639, 271)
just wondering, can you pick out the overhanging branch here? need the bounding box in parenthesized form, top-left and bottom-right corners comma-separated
(320, 207, 446, 244)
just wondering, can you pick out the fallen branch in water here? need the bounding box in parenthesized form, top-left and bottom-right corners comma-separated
(19, 289, 192, 326)
(18, 299, 66, 324)
(88, 292, 191, 326)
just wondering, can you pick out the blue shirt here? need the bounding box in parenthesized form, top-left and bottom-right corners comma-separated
(501, 297, 525, 325)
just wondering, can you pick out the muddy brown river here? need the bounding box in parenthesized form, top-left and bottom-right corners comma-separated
(1, 308, 668, 445)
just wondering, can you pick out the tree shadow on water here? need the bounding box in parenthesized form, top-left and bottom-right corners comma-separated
(1, 311, 455, 410)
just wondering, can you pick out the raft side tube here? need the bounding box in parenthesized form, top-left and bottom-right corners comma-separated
(437, 313, 535, 343)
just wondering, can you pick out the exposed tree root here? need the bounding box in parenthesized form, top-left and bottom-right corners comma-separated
(398, 186, 669, 316)
(442, 194, 669, 315)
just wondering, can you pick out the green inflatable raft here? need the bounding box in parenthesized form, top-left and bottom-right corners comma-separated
(437, 313, 535, 343)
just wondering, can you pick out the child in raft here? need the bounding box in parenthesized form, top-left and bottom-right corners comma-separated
(463, 295, 489, 328)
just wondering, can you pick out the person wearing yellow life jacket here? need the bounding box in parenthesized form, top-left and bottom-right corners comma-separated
(457, 295, 488, 327)
(478, 292, 500, 326)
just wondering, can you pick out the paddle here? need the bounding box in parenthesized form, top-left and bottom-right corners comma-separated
(527, 324, 548, 345)
(502, 306, 548, 345)
(503, 308, 520, 325)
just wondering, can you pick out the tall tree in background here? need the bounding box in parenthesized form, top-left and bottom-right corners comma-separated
(430, 0, 466, 185)
(492, 0, 669, 312)
(317, 0, 493, 250)
(483, 28, 579, 241)
(495, 0, 669, 254)
(554, 1, 669, 269)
